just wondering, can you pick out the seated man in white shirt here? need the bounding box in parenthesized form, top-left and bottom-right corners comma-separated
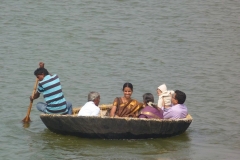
(78, 91, 100, 116)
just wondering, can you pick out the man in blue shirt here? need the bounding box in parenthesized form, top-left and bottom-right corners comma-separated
(30, 64, 72, 115)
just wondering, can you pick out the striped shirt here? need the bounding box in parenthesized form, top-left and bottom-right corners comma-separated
(38, 74, 68, 114)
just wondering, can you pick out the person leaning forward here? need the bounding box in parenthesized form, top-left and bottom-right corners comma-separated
(30, 62, 72, 115)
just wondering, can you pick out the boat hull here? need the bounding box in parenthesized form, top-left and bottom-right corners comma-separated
(40, 114, 192, 139)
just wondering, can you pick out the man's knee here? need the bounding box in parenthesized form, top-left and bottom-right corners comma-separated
(66, 101, 72, 107)
(36, 102, 47, 112)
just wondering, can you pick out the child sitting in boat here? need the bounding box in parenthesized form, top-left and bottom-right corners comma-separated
(138, 93, 163, 119)
(157, 84, 174, 110)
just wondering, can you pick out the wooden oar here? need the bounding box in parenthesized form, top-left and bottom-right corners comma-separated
(22, 78, 39, 123)
(22, 62, 44, 123)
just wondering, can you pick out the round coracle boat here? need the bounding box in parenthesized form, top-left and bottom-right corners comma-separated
(40, 104, 193, 139)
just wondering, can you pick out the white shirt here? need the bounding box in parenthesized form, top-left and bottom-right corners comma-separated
(78, 101, 100, 116)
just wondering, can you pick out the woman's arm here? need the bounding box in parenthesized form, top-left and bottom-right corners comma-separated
(110, 105, 117, 117)
(109, 97, 119, 117)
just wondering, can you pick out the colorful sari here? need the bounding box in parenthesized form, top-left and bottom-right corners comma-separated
(113, 97, 143, 118)
(138, 106, 163, 119)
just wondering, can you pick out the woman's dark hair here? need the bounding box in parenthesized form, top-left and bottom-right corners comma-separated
(122, 82, 133, 91)
(174, 90, 186, 104)
(143, 93, 158, 109)
(34, 68, 49, 76)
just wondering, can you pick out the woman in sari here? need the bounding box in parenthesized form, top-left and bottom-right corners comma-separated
(110, 82, 143, 118)
(138, 93, 163, 119)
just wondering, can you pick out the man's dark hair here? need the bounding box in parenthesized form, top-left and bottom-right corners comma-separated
(34, 68, 49, 76)
(175, 90, 186, 104)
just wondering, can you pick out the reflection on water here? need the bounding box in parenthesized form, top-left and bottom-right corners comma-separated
(24, 128, 191, 159)
(22, 121, 31, 128)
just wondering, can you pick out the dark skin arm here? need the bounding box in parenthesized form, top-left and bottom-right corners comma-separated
(29, 62, 45, 102)
(30, 92, 40, 101)
(39, 62, 44, 68)
(110, 105, 117, 117)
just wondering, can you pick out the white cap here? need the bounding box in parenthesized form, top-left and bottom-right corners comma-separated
(158, 83, 167, 92)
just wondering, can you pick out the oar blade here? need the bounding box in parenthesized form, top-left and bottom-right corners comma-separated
(22, 116, 31, 123)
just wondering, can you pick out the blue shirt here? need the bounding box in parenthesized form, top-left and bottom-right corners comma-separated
(38, 74, 68, 114)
